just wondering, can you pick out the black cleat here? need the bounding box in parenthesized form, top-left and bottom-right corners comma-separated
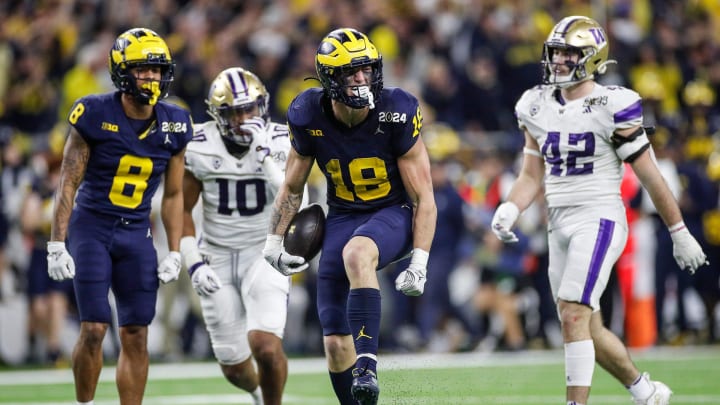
(351, 368, 379, 405)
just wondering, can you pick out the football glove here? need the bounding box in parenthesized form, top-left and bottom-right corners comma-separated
(158, 251, 182, 283)
(47, 241, 75, 281)
(669, 222, 708, 274)
(263, 234, 309, 276)
(189, 263, 222, 296)
(491, 201, 520, 243)
(180, 236, 222, 296)
(395, 248, 428, 296)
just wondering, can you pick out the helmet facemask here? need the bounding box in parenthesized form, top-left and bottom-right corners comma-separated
(319, 60, 383, 109)
(542, 44, 594, 88)
(212, 102, 266, 147)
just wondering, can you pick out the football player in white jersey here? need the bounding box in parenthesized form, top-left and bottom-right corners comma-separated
(491, 16, 708, 405)
(180, 67, 291, 405)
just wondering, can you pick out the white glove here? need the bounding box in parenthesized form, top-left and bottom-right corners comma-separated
(158, 251, 182, 283)
(491, 201, 520, 243)
(395, 248, 428, 296)
(189, 263, 222, 296)
(669, 222, 708, 274)
(47, 241, 75, 281)
(263, 234, 308, 276)
(239, 117, 265, 149)
(180, 236, 222, 296)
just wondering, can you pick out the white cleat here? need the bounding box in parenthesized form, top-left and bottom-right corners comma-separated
(633, 373, 673, 405)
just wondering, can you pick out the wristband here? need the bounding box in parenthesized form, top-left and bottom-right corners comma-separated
(409, 248, 429, 268)
(523, 147, 542, 158)
(180, 236, 203, 269)
(188, 262, 203, 275)
(668, 221, 686, 234)
(47, 241, 66, 252)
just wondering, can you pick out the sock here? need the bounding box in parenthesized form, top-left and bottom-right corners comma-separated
(329, 366, 356, 405)
(627, 373, 654, 400)
(567, 402, 585, 405)
(77, 401, 94, 405)
(348, 288, 380, 373)
(250, 386, 263, 405)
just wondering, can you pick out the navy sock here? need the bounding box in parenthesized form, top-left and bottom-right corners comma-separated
(330, 366, 357, 405)
(348, 288, 381, 372)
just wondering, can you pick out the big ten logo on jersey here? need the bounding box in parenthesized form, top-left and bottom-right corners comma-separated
(102, 122, 119, 132)
(307, 129, 324, 137)
(161, 121, 188, 133)
(379, 111, 407, 123)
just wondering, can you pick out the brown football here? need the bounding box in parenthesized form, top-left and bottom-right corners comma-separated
(283, 204, 326, 261)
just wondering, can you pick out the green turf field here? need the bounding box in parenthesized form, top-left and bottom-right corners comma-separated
(1, 346, 718, 404)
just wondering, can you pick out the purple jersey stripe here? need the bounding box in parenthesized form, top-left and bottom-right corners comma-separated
(613, 100, 642, 124)
(581, 218, 615, 305)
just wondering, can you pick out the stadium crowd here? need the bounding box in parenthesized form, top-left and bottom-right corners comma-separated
(0, 0, 718, 366)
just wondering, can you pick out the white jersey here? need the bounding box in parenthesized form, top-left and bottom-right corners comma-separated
(185, 120, 291, 250)
(515, 83, 643, 208)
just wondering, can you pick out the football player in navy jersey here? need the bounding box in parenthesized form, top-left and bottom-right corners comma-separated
(263, 28, 436, 405)
(47, 28, 192, 405)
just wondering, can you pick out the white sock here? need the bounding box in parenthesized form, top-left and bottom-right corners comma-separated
(250, 387, 263, 405)
(77, 401, 94, 405)
(627, 373, 654, 400)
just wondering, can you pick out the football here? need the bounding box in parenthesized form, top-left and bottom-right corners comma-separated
(283, 204, 326, 261)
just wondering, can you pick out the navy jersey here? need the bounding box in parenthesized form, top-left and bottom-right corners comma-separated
(288, 87, 422, 212)
(68, 92, 193, 220)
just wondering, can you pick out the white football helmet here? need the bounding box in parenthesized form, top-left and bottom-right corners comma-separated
(206, 67, 270, 147)
(542, 16, 616, 88)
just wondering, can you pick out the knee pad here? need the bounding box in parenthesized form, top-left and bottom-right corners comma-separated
(213, 343, 248, 365)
